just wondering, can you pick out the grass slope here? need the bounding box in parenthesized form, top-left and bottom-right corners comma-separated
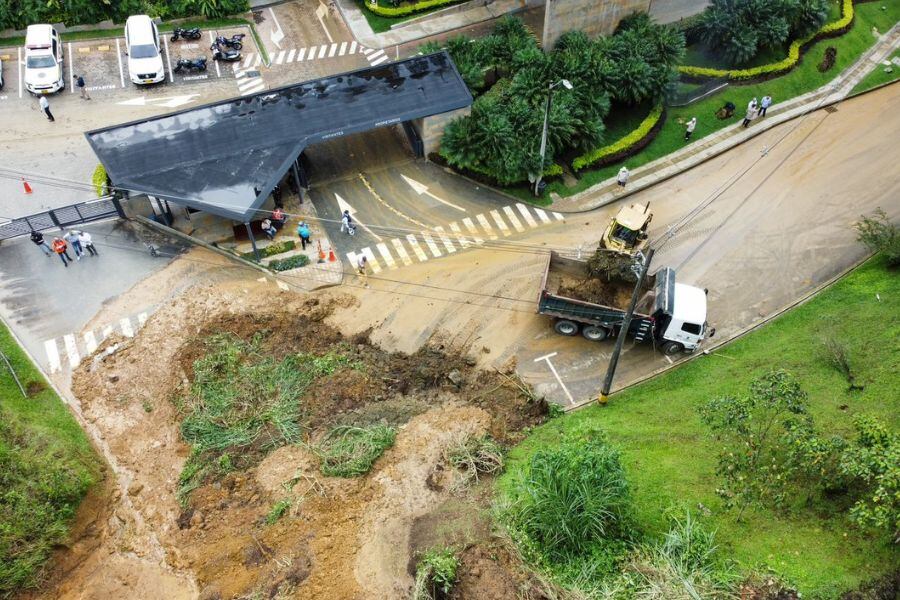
(545, 1, 900, 199)
(0, 323, 101, 595)
(500, 256, 900, 597)
(851, 50, 900, 95)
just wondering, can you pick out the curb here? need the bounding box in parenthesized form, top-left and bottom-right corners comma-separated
(566, 252, 875, 412)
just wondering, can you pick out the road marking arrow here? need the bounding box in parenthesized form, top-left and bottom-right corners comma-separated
(116, 94, 200, 108)
(335, 193, 382, 241)
(400, 174, 466, 212)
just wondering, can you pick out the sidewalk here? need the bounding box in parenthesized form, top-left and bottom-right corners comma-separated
(337, 0, 538, 49)
(551, 22, 900, 213)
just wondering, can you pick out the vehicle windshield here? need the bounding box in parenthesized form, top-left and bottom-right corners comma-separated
(26, 55, 56, 69)
(611, 223, 638, 244)
(130, 43, 158, 59)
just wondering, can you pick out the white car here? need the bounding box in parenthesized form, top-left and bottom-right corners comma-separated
(24, 25, 64, 95)
(125, 15, 165, 85)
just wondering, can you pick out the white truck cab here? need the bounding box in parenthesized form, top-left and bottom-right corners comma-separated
(651, 272, 709, 354)
(24, 25, 64, 95)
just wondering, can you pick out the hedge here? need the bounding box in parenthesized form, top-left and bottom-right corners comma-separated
(362, 0, 462, 18)
(270, 254, 310, 272)
(91, 164, 107, 197)
(573, 104, 665, 172)
(678, 0, 855, 82)
(241, 239, 295, 260)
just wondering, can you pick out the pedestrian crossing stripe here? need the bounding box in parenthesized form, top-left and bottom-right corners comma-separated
(235, 43, 376, 75)
(43, 311, 151, 374)
(345, 204, 567, 274)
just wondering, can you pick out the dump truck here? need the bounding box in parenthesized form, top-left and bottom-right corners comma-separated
(537, 251, 710, 355)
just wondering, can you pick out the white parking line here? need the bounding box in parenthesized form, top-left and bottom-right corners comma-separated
(209, 32, 221, 77)
(376, 242, 397, 269)
(449, 222, 471, 247)
(490, 209, 511, 236)
(502, 206, 525, 232)
(421, 232, 442, 257)
(433, 226, 457, 253)
(68, 43, 74, 93)
(115, 38, 126, 87)
(533, 352, 575, 405)
(391, 238, 413, 266)
(516, 203, 539, 228)
(475, 213, 498, 239)
(44, 339, 60, 373)
(406, 234, 429, 261)
(161, 35, 174, 82)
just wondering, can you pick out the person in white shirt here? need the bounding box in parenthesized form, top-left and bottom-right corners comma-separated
(39, 96, 54, 122)
(616, 166, 630, 187)
(78, 231, 98, 256)
(759, 95, 773, 117)
(684, 117, 697, 141)
(356, 254, 369, 287)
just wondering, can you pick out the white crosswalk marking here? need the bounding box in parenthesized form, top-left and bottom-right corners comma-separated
(533, 207, 553, 224)
(476, 213, 498, 239)
(406, 234, 429, 261)
(371, 55, 389, 66)
(434, 226, 457, 253)
(318, 45, 328, 59)
(120, 318, 134, 338)
(339, 42, 347, 56)
(361, 247, 382, 273)
(391, 238, 413, 266)
(376, 242, 397, 269)
(449, 222, 471, 247)
(308, 47, 317, 61)
(275, 50, 286, 64)
(461, 218, 484, 244)
(254, 54, 262, 67)
(553, 211, 566, 221)
(503, 206, 525, 232)
(297, 47, 306, 61)
(350, 41, 358, 54)
(242, 54, 254, 68)
(328, 43, 338, 57)
(421, 232, 442, 257)
(490, 210, 511, 236)
(286, 48, 296, 62)
(63, 335, 81, 369)
(102, 325, 113, 338)
(362, 47, 374, 55)
(516, 203, 538, 228)
(83, 331, 98, 354)
(137, 312, 148, 326)
(45, 340, 61, 374)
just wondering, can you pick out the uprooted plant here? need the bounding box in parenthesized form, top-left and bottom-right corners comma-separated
(444, 433, 504, 490)
(315, 424, 396, 478)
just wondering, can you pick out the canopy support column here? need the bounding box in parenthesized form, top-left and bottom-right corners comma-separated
(291, 160, 303, 204)
(245, 222, 261, 262)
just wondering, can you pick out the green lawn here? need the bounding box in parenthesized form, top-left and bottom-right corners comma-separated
(0, 323, 101, 595)
(354, 0, 464, 34)
(543, 1, 900, 199)
(851, 50, 900, 95)
(500, 255, 900, 598)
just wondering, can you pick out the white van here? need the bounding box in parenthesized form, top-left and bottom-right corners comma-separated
(125, 15, 165, 85)
(24, 25, 64, 95)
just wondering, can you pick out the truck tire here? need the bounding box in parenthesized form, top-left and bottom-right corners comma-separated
(581, 326, 608, 342)
(554, 319, 579, 336)
(661, 341, 684, 356)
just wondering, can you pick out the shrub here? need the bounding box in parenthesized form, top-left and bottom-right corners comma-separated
(91, 164, 108, 197)
(269, 253, 310, 271)
(503, 430, 632, 559)
(240, 239, 295, 261)
(364, 0, 462, 18)
(317, 424, 396, 477)
(413, 547, 459, 600)
(573, 104, 664, 171)
(854, 208, 900, 266)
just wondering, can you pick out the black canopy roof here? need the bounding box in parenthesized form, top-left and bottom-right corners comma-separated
(85, 51, 472, 221)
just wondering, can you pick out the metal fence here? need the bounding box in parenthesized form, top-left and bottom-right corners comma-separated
(0, 196, 125, 241)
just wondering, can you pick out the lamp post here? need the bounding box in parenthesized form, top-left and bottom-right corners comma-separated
(534, 78, 572, 197)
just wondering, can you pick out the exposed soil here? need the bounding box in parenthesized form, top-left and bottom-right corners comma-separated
(556, 272, 636, 308)
(51, 277, 551, 599)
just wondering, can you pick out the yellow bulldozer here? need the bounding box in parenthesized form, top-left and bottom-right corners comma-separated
(587, 202, 653, 282)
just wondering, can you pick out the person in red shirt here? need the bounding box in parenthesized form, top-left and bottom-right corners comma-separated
(272, 206, 287, 230)
(52, 237, 73, 267)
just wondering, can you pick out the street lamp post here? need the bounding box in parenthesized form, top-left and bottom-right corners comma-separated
(534, 78, 572, 197)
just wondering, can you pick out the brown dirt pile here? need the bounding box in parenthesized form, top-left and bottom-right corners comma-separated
(556, 273, 635, 308)
(62, 279, 550, 599)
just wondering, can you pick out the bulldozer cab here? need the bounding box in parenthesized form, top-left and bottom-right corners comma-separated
(602, 203, 652, 254)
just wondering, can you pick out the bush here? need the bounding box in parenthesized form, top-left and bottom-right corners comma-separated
(363, 0, 462, 18)
(854, 208, 900, 267)
(413, 547, 459, 600)
(573, 104, 664, 171)
(317, 424, 396, 478)
(503, 430, 632, 560)
(240, 239, 295, 261)
(269, 253, 310, 271)
(91, 164, 108, 197)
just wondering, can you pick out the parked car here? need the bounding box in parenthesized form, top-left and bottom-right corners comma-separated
(24, 25, 64, 95)
(125, 15, 165, 85)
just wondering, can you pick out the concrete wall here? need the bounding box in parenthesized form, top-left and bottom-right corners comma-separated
(417, 106, 471, 157)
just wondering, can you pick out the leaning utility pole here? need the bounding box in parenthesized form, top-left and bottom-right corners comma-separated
(598, 248, 655, 405)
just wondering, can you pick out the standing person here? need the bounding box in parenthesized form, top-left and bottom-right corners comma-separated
(52, 237, 72, 267)
(39, 96, 54, 122)
(296, 221, 311, 250)
(742, 104, 758, 128)
(30, 231, 52, 256)
(356, 254, 369, 287)
(272, 206, 287, 229)
(340, 210, 355, 234)
(260, 218, 277, 240)
(64, 229, 83, 260)
(79, 230, 98, 256)
(73, 74, 91, 100)
(616, 166, 630, 188)
(759, 95, 773, 117)
(684, 117, 697, 141)
(747, 97, 758, 113)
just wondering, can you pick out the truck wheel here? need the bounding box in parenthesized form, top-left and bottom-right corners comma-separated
(661, 341, 684, 356)
(581, 326, 608, 342)
(554, 320, 579, 336)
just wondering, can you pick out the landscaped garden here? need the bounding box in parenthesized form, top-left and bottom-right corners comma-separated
(355, 0, 467, 33)
(497, 251, 900, 597)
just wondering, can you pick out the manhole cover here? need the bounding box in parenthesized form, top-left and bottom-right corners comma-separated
(245, 70, 261, 78)
(824, 105, 838, 113)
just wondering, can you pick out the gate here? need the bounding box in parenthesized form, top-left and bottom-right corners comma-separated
(0, 196, 126, 241)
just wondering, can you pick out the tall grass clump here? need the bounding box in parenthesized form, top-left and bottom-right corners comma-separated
(445, 433, 504, 489)
(176, 332, 348, 504)
(317, 424, 396, 478)
(413, 547, 459, 600)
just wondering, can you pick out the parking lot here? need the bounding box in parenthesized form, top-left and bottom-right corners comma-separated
(0, 25, 262, 108)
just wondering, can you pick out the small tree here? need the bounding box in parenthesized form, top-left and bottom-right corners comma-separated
(854, 208, 900, 267)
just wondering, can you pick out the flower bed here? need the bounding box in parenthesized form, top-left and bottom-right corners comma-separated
(240, 239, 295, 261)
(572, 105, 665, 172)
(679, 0, 856, 83)
(363, 0, 463, 17)
(269, 253, 310, 272)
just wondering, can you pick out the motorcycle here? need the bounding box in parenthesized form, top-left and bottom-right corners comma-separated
(214, 33, 245, 50)
(171, 27, 202, 42)
(210, 42, 242, 62)
(173, 57, 208, 73)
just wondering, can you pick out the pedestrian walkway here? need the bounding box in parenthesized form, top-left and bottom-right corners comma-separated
(346, 202, 565, 274)
(551, 23, 900, 213)
(44, 310, 150, 374)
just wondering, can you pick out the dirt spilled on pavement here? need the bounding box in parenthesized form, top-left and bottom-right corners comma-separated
(56, 279, 551, 599)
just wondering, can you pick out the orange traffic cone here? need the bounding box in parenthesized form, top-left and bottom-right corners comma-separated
(328, 247, 336, 262)
(22, 179, 33, 194)
(317, 240, 326, 263)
